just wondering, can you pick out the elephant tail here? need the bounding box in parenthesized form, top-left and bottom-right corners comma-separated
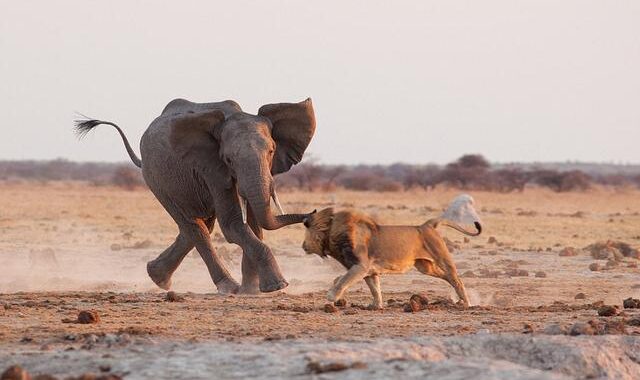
(74, 114, 142, 168)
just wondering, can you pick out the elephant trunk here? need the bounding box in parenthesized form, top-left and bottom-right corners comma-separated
(242, 186, 306, 230)
(238, 163, 307, 230)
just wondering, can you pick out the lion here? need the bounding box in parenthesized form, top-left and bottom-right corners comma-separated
(302, 194, 482, 309)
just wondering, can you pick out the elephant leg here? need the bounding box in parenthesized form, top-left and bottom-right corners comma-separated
(146, 217, 215, 290)
(220, 219, 287, 293)
(146, 234, 193, 290)
(239, 208, 261, 294)
(181, 218, 239, 294)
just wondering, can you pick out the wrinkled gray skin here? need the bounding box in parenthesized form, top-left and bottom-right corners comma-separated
(77, 98, 316, 294)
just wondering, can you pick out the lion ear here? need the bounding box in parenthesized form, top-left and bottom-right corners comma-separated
(303, 209, 318, 228)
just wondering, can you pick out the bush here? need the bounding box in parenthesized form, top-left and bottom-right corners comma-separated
(531, 170, 590, 192)
(339, 172, 403, 192)
(2, 157, 638, 193)
(111, 166, 145, 190)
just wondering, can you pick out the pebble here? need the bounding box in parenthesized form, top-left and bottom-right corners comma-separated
(597, 305, 619, 317)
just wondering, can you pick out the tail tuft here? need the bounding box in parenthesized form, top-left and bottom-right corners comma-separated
(73, 119, 103, 139)
(72, 113, 142, 168)
(73, 113, 105, 139)
(474, 221, 482, 235)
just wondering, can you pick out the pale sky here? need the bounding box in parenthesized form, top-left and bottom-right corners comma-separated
(1, 1, 639, 165)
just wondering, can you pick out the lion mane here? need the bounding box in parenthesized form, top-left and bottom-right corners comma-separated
(304, 208, 378, 268)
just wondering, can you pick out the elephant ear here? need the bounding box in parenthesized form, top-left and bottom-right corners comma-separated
(258, 98, 316, 175)
(168, 110, 232, 188)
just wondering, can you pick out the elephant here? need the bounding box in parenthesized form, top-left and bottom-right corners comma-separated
(75, 98, 316, 294)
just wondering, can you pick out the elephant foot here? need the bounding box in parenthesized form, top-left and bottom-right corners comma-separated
(239, 283, 261, 295)
(259, 278, 288, 293)
(147, 261, 172, 290)
(239, 268, 260, 295)
(215, 278, 240, 295)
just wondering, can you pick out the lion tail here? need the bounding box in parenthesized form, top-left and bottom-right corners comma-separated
(424, 218, 482, 236)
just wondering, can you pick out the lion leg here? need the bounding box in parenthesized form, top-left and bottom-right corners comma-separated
(446, 271, 470, 307)
(327, 264, 368, 302)
(364, 274, 382, 309)
(415, 259, 469, 307)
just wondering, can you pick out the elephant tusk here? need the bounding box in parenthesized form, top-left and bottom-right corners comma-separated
(272, 190, 285, 215)
(238, 193, 248, 224)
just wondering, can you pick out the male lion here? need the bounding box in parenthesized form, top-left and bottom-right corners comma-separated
(302, 194, 482, 309)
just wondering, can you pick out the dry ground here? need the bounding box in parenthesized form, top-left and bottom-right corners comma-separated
(1, 182, 639, 378)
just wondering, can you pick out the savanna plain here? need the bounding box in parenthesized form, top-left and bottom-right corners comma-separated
(1, 182, 639, 379)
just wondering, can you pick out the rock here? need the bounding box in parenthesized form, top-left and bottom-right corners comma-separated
(588, 263, 601, 271)
(522, 323, 534, 334)
(534, 271, 547, 278)
(323, 303, 338, 313)
(574, 292, 587, 300)
(32, 375, 58, 380)
(409, 294, 429, 308)
(343, 309, 358, 315)
(623, 297, 640, 309)
(569, 322, 595, 336)
(291, 306, 311, 313)
(77, 310, 100, 324)
(307, 361, 366, 374)
(605, 260, 619, 269)
(627, 318, 640, 326)
(478, 268, 500, 278)
(543, 324, 566, 335)
(559, 247, 578, 257)
(403, 299, 422, 313)
(65, 374, 122, 380)
(1, 366, 31, 380)
(334, 299, 347, 307)
(132, 239, 153, 249)
(487, 236, 498, 244)
(585, 240, 638, 261)
(505, 269, 529, 277)
(109, 244, 122, 251)
(164, 291, 184, 302)
(597, 305, 619, 317)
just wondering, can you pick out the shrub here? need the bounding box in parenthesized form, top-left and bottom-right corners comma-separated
(531, 170, 591, 192)
(111, 165, 145, 190)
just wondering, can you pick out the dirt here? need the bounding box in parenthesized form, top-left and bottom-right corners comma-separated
(1, 183, 640, 378)
(163, 291, 184, 303)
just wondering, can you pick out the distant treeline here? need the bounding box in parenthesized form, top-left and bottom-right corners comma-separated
(1, 156, 639, 192)
(276, 155, 640, 192)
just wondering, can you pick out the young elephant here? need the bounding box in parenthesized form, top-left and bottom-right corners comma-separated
(301, 196, 482, 309)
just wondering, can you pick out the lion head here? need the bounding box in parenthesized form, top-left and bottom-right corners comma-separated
(302, 208, 334, 256)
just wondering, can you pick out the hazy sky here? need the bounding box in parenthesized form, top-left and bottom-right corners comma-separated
(1, 1, 638, 165)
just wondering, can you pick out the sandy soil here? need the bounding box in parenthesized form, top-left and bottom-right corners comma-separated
(1, 182, 639, 378)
